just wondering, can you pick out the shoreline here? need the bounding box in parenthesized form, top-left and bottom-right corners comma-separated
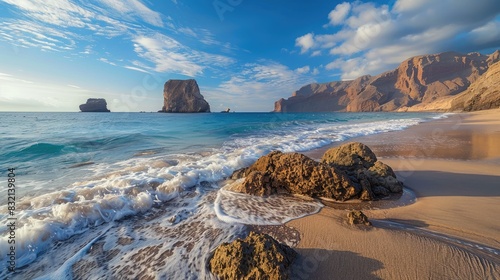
(289, 109, 500, 279)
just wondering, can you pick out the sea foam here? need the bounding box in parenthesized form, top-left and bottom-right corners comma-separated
(0, 114, 439, 278)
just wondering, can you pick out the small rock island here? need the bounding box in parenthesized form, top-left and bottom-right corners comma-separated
(160, 79, 210, 113)
(79, 98, 110, 112)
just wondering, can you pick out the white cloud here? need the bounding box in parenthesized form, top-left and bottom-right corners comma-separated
(98, 0, 163, 27)
(295, 66, 310, 74)
(297, 0, 500, 80)
(311, 50, 322, 57)
(124, 65, 151, 74)
(0, 20, 76, 52)
(312, 68, 320, 75)
(295, 33, 315, 54)
(206, 61, 316, 111)
(328, 2, 351, 25)
(99, 57, 117, 66)
(132, 33, 234, 76)
(0, 73, 91, 111)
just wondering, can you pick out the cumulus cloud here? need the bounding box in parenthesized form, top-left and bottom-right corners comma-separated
(328, 2, 351, 25)
(295, 33, 315, 54)
(295, 66, 310, 74)
(296, 0, 500, 80)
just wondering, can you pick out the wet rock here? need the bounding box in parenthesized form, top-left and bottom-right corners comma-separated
(209, 231, 296, 280)
(229, 151, 359, 201)
(347, 210, 372, 226)
(322, 142, 403, 198)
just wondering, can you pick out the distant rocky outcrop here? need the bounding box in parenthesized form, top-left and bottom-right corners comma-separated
(79, 98, 110, 112)
(229, 142, 403, 201)
(209, 232, 296, 280)
(321, 142, 403, 200)
(160, 79, 210, 113)
(275, 50, 500, 112)
(450, 60, 500, 111)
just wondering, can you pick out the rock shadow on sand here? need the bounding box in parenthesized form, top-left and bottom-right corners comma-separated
(291, 248, 383, 280)
(400, 171, 500, 197)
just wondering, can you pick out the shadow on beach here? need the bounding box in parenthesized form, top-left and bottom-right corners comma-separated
(291, 248, 384, 280)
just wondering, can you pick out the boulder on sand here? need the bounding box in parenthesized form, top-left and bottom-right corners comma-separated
(321, 142, 403, 200)
(230, 142, 403, 201)
(229, 151, 360, 201)
(208, 231, 296, 280)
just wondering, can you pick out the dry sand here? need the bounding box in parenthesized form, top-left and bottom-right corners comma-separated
(291, 109, 500, 279)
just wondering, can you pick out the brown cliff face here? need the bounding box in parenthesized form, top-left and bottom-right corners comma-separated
(161, 79, 210, 113)
(450, 60, 500, 111)
(274, 51, 499, 112)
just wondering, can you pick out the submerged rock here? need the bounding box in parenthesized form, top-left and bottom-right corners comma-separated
(160, 79, 210, 113)
(322, 142, 403, 199)
(229, 151, 359, 201)
(79, 98, 110, 112)
(208, 231, 296, 280)
(347, 210, 372, 226)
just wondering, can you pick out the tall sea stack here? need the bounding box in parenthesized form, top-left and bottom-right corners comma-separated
(160, 79, 210, 113)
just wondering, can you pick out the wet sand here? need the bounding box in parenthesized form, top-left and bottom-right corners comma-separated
(292, 109, 500, 279)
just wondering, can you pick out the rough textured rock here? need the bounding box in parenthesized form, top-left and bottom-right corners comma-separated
(450, 60, 500, 111)
(160, 79, 210, 113)
(274, 50, 499, 112)
(229, 151, 360, 201)
(79, 98, 110, 112)
(209, 232, 296, 280)
(347, 210, 372, 226)
(321, 142, 403, 199)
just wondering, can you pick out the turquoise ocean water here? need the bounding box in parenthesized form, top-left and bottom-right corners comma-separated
(0, 111, 444, 279)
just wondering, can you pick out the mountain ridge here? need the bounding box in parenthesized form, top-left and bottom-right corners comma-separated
(274, 50, 500, 112)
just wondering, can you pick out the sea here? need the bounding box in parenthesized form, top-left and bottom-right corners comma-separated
(0, 111, 446, 279)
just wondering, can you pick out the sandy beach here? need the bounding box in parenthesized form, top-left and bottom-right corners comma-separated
(293, 109, 500, 279)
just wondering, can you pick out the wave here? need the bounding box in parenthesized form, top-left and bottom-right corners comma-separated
(0, 114, 442, 274)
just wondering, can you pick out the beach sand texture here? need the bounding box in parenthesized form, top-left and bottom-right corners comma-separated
(293, 109, 500, 279)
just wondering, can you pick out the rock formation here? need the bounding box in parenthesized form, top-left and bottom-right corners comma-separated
(229, 142, 403, 201)
(160, 79, 210, 113)
(450, 60, 500, 111)
(346, 210, 372, 226)
(229, 151, 360, 201)
(274, 50, 500, 112)
(79, 98, 110, 112)
(321, 142, 403, 200)
(209, 231, 296, 280)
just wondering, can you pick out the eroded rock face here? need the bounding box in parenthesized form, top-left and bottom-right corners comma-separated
(451, 59, 500, 111)
(274, 50, 500, 112)
(209, 232, 296, 280)
(229, 151, 360, 201)
(79, 98, 110, 112)
(161, 79, 210, 113)
(347, 210, 372, 226)
(322, 142, 403, 200)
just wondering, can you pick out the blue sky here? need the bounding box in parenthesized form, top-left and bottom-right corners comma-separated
(0, 0, 499, 112)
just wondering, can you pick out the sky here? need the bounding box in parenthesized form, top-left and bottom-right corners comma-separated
(0, 0, 499, 112)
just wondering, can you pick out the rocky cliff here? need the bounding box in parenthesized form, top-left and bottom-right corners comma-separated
(275, 50, 500, 112)
(450, 61, 500, 111)
(79, 98, 110, 112)
(160, 79, 210, 113)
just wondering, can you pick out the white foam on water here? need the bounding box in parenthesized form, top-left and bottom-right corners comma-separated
(215, 187, 323, 225)
(0, 115, 430, 277)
